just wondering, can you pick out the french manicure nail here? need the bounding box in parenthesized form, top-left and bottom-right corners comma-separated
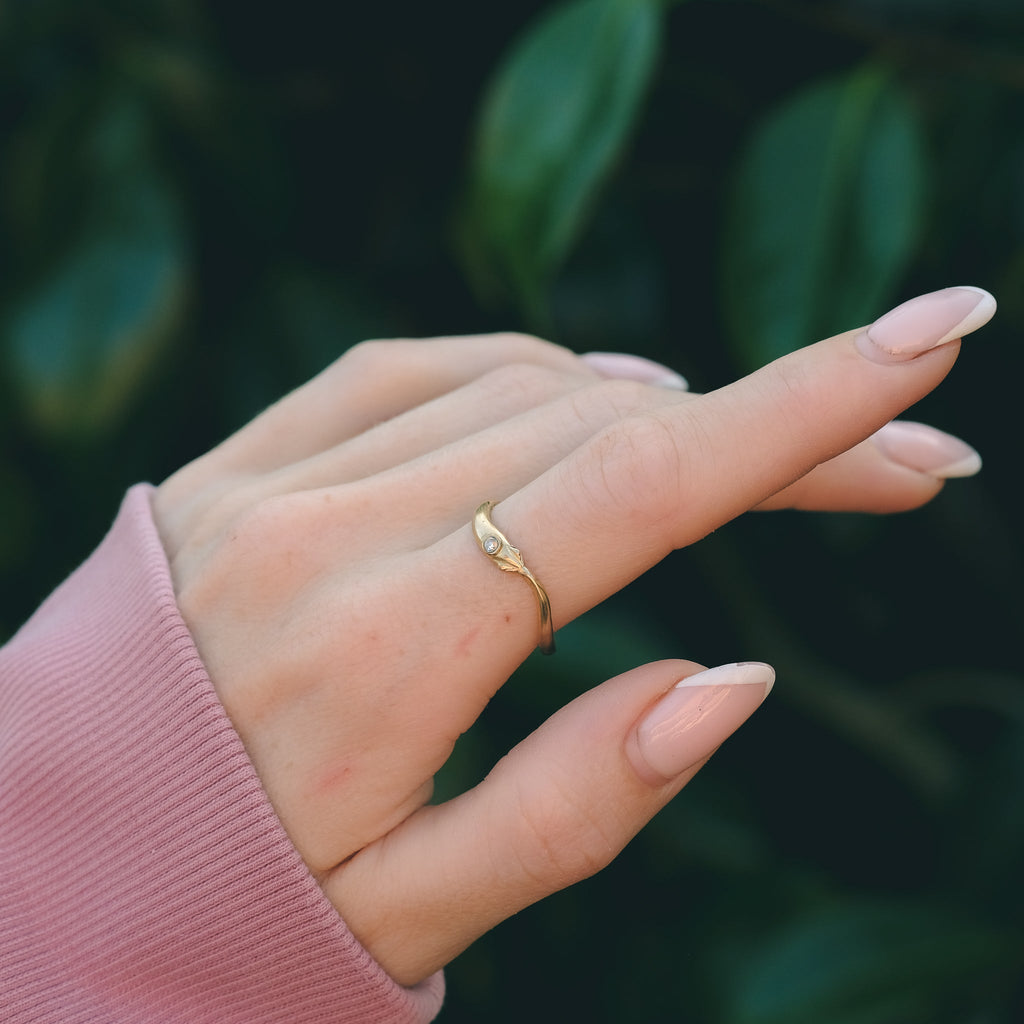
(871, 420, 982, 479)
(633, 662, 774, 782)
(581, 351, 689, 390)
(856, 286, 996, 365)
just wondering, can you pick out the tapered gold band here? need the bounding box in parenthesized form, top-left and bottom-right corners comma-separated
(473, 501, 555, 655)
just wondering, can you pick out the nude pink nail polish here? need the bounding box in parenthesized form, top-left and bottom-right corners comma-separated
(632, 663, 774, 782)
(871, 421, 982, 479)
(856, 286, 996, 364)
(580, 351, 689, 390)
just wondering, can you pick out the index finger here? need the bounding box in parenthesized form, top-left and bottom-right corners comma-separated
(435, 286, 995, 648)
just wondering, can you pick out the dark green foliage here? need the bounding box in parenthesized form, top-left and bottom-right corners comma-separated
(461, 0, 661, 327)
(721, 64, 927, 368)
(3, 1, 1024, 1020)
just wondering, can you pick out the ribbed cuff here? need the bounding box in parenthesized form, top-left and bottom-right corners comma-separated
(0, 485, 444, 1023)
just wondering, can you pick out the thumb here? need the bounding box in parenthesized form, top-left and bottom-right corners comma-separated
(324, 659, 773, 986)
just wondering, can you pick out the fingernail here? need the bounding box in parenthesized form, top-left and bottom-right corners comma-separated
(871, 420, 982, 479)
(581, 351, 689, 390)
(856, 286, 996, 365)
(632, 662, 774, 783)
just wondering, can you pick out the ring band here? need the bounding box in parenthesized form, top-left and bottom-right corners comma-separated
(473, 500, 555, 655)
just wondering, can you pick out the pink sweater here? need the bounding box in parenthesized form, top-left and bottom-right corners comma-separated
(0, 486, 445, 1023)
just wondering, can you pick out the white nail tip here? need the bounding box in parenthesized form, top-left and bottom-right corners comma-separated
(674, 662, 775, 697)
(654, 372, 690, 391)
(933, 452, 983, 479)
(871, 420, 983, 479)
(932, 286, 997, 348)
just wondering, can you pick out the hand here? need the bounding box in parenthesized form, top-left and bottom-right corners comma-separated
(153, 286, 993, 986)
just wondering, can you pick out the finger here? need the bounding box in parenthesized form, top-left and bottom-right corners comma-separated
(243, 344, 687, 477)
(757, 421, 981, 513)
(156, 341, 690, 557)
(157, 334, 582, 548)
(323, 659, 774, 986)
(262, 350, 689, 494)
(258, 364, 689, 501)
(202, 341, 689, 480)
(163, 371, 694, 594)
(158, 333, 588, 502)
(432, 287, 995, 645)
(246, 378, 696, 558)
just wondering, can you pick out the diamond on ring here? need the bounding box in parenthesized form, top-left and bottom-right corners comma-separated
(472, 501, 555, 655)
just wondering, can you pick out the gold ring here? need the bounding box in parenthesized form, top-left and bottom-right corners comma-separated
(473, 500, 555, 655)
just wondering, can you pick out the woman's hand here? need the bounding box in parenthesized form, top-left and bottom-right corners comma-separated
(153, 286, 993, 986)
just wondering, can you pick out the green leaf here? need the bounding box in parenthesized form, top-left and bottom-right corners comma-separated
(5, 93, 187, 439)
(721, 64, 928, 370)
(726, 900, 1020, 1024)
(463, 0, 662, 326)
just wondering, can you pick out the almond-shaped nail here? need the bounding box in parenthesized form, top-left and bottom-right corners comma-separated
(872, 420, 982, 479)
(631, 662, 774, 783)
(581, 351, 689, 390)
(856, 286, 996, 365)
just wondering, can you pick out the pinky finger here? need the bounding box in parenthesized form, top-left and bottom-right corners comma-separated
(758, 420, 981, 514)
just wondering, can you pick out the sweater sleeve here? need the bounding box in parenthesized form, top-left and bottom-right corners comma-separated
(0, 485, 445, 1024)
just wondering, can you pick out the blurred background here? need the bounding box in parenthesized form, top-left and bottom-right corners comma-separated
(2, 0, 1023, 1020)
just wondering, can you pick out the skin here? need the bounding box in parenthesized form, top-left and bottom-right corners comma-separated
(153, 318, 966, 987)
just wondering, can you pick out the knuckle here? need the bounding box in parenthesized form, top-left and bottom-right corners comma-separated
(177, 492, 317, 613)
(576, 410, 689, 530)
(509, 779, 620, 889)
(482, 330, 553, 354)
(338, 337, 404, 373)
(173, 490, 346, 716)
(559, 377, 670, 466)
(485, 330, 546, 345)
(225, 491, 309, 553)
